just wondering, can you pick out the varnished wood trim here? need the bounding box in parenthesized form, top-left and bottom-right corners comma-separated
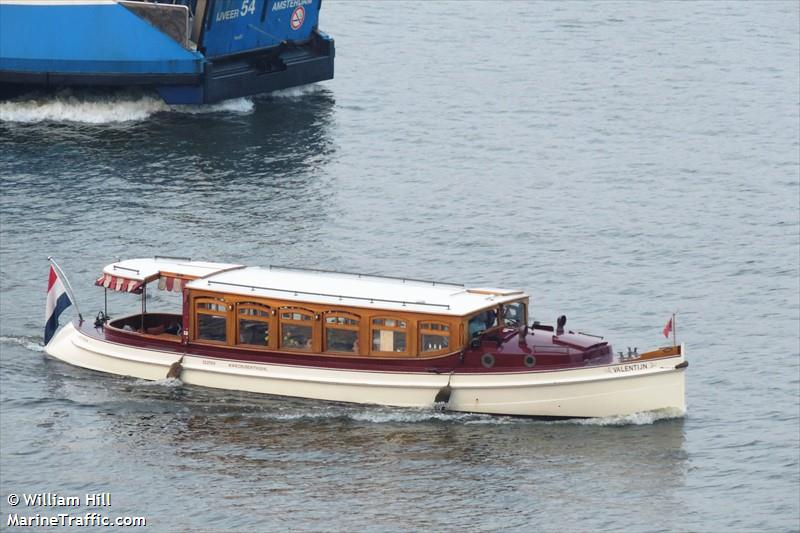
(234, 301, 273, 349)
(186, 289, 466, 357)
(638, 345, 681, 360)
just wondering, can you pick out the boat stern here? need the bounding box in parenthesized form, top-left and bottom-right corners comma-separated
(156, 30, 335, 104)
(44, 320, 181, 381)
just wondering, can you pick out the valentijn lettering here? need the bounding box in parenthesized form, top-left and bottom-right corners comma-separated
(610, 363, 652, 373)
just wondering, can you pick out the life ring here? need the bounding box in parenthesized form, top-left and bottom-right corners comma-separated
(482, 353, 495, 368)
(523, 354, 536, 368)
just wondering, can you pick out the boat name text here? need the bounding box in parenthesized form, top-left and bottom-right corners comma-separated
(608, 362, 654, 373)
(216, 0, 257, 23)
(218, 0, 314, 21)
(272, 0, 313, 12)
(227, 362, 268, 372)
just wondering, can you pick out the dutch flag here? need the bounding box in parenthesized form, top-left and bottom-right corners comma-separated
(44, 265, 72, 345)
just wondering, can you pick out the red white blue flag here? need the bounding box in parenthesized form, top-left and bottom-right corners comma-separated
(45, 265, 72, 345)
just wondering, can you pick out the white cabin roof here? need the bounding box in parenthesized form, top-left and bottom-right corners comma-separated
(184, 265, 527, 317)
(102, 257, 242, 282)
(100, 259, 528, 316)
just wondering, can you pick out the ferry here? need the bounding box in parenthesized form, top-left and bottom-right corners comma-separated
(44, 257, 687, 418)
(0, 0, 334, 104)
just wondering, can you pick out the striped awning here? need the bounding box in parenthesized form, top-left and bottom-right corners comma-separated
(95, 274, 143, 294)
(96, 258, 243, 295)
(95, 274, 187, 294)
(157, 275, 185, 293)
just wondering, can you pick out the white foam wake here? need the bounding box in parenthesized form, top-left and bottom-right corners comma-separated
(0, 89, 254, 124)
(348, 408, 501, 424)
(133, 377, 183, 388)
(175, 97, 254, 115)
(238, 405, 512, 425)
(266, 84, 325, 100)
(571, 407, 686, 426)
(0, 335, 45, 353)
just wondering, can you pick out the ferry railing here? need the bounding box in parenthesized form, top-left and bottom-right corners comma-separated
(205, 280, 452, 310)
(267, 264, 465, 288)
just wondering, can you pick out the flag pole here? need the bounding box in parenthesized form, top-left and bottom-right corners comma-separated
(672, 311, 677, 347)
(48, 257, 83, 322)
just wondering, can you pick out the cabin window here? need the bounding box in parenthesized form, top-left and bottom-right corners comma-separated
(420, 322, 450, 353)
(502, 302, 526, 328)
(468, 308, 498, 337)
(324, 312, 360, 353)
(195, 298, 228, 343)
(237, 302, 271, 347)
(280, 307, 314, 351)
(198, 302, 227, 312)
(371, 317, 408, 354)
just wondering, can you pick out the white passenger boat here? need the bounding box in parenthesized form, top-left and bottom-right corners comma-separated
(44, 257, 687, 418)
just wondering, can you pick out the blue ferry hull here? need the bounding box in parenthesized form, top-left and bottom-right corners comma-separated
(0, 0, 334, 104)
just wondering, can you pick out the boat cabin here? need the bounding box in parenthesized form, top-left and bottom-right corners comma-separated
(96, 257, 530, 360)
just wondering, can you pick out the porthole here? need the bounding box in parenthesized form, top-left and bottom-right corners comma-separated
(524, 354, 536, 368)
(481, 353, 495, 368)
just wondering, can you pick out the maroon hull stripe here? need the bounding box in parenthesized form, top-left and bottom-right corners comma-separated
(76, 320, 617, 375)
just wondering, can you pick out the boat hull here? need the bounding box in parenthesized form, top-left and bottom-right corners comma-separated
(45, 323, 686, 418)
(0, 2, 204, 77)
(0, 1, 334, 104)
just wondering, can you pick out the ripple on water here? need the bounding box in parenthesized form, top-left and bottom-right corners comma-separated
(0, 335, 44, 353)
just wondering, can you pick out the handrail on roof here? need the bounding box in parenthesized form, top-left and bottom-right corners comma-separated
(112, 265, 140, 275)
(205, 280, 451, 310)
(267, 264, 465, 289)
(154, 255, 192, 262)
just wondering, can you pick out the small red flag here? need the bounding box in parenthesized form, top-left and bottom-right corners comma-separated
(663, 317, 673, 338)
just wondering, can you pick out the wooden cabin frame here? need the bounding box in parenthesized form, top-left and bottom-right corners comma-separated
(186, 288, 529, 359)
(96, 258, 531, 361)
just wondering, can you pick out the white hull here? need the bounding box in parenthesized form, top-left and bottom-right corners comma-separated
(45, 323, 686, 418)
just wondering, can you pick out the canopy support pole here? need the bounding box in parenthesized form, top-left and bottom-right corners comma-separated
(141, 285, 146, 332)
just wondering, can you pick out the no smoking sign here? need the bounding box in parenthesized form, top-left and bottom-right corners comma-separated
(290, 6, 305, 30)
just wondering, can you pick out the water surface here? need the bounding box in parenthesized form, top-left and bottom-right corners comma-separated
(1, 1, 798, 531)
